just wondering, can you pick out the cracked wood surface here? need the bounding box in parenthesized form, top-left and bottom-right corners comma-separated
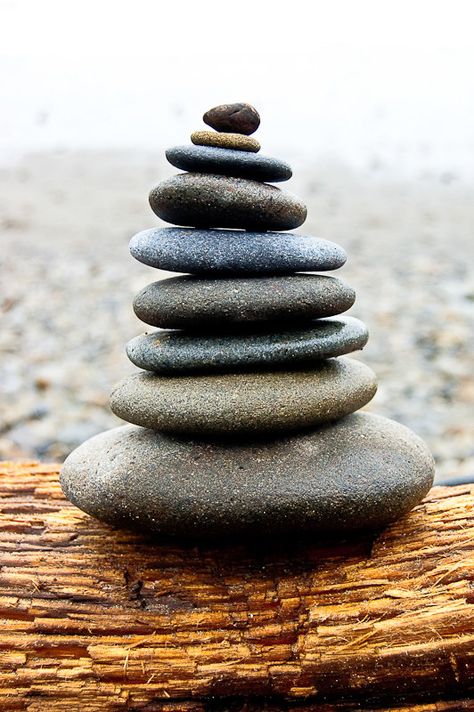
(0, 461, 473, 711)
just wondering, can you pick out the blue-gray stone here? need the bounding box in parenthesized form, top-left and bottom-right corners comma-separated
(166, 145, 292, 182)
(129, 228, 347, 275)
(133, 274, 355, 329)
(126, 316, 368, 374)
(60, 413, 435, 538)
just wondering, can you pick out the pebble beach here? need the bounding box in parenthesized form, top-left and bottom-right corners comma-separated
(1, 150, 473, 482)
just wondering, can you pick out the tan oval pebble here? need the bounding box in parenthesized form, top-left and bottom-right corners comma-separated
(191, 130, 260, 153)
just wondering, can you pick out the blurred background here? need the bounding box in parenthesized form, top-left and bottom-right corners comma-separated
(1, 0, 473, 481)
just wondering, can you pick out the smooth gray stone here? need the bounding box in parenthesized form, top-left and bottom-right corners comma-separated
(149, 174, 307, 230)
(109, 357, 377, 435)
(126, 317, 369, 374)
(133, 274, 355, 329)
(60, 414, 435, 539)
(166, 145, 292, 182)
(129, 227, 346, 275)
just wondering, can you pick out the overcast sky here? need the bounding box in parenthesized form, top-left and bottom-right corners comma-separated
(2, 0, 474, 176)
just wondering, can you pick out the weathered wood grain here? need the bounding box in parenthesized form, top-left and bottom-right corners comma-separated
(0, 461, 473, 711)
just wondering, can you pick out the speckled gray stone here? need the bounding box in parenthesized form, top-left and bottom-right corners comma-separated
(166, 145, 292, 182)
(129, 228, 346, 275)
(203, 103, 261, 135)
(133, 275, 355, 329)
(149, 174, 307, 231)
(126, 317, 368, 374)
(109, 357, 377, 435)
(60, 413, 435, 539)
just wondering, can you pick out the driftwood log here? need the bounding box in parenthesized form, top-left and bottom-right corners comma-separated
(0, 462, 473, 711)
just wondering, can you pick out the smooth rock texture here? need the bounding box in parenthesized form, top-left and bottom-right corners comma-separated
(203, 102, 260, 135)
(133, 274, 355, 328)
(191, 131, 260, 152)
(149, 174, 307, 230)
(127, 317, 369, 374)
(60, 413, 435, 538)
(166, 145, 292, 182)
(129, 227, 346, 275)
(109, 357, 377, 435)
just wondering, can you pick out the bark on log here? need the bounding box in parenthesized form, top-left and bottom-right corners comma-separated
(0, 462, 473, 711)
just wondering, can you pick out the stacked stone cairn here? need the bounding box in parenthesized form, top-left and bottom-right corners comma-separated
(61, 103, 435, 539)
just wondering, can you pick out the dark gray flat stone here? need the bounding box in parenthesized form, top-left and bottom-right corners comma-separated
(109, 357, 377, 435)
(126, 317, 369, 374)
(60, 413, 435, 539)
(129, 227, 346, 275)
(149, 174, 307, 230)
(133, 274, 355, 329)
(166, 145, 292, 182)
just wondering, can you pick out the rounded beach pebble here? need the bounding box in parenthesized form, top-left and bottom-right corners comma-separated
(126, 316, 368, 374)
(129, 227, 346, 275)
(133, 274, 355, 328)
(166, 145, 292, 182)
(60, 413, 434, 539)
(203, 102, 261, 135)
(191, 130, 260, 153)
(109, 357, 377, 435)
(149, 174, 307, 231)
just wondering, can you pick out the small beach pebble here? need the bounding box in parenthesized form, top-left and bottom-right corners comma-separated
(203, 102, 261, 135)
(191, 130, 260, 152)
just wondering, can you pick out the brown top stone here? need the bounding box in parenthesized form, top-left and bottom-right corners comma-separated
(203, 102, 260, 135)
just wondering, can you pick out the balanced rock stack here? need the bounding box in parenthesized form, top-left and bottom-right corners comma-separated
(61, 103, 435, 539)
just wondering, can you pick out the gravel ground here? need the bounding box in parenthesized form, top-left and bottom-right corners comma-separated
(1, 150, 473, 481)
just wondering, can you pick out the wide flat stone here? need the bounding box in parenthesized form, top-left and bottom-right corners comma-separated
(166, 145, 292, 182)
(60, 413, 435, 539)
(203, 102, 260, 135)
(133, 275, 355, 328)
(127, 317, 369, 374)
(129, 228, 346, 275)
(149, 174, 307, 231)
(109, 357, 377, 435)
(191, 130, 260, 152)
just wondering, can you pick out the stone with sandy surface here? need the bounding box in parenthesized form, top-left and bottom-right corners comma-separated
(149, 174, 307, 230)
(191, 130, 260, 152)
(60, 413, 434, 538)
(133, 274, 355, 329)
(109, 357, 377, 435)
